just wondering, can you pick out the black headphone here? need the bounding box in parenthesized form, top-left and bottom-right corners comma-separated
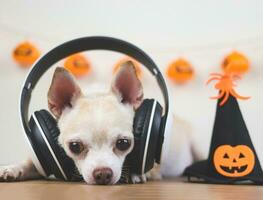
(20, 36, 172, 181)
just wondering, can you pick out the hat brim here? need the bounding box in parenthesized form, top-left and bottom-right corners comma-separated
(184, 160, 263, 185)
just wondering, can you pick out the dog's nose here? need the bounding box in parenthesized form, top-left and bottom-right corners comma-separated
(93, 167, 113, 185)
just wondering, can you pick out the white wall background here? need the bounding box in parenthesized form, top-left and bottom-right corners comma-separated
(0, 0, 263, 166)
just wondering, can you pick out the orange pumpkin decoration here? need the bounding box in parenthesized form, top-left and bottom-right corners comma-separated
(222, 51, 250, 75)
(166, 58, 194, 84)
(12, 41, 40, 67)
(113, 57, 142, 78)
(64, 53, 91, 77)
(213, 145, 255, 177)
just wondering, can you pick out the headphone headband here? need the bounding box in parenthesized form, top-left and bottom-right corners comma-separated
(20, 36, 169, 138)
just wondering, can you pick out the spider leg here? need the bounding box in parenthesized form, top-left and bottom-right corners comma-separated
(232, 74, 242, 80)
(230, 89, 250, 100)
(210, 90, 225, 99)
(206, 77, 221, 85)
(219, 91, 229, 106)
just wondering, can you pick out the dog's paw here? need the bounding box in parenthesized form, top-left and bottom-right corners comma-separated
(146, 171, 162, 181)
(0, 166, 24, 182)
(146, 169, 163, 181)
(146, 163, 162, 181)
(131, 174, 147, 184)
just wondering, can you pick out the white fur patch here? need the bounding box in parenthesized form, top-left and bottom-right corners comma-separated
(58, 90, 135, 184)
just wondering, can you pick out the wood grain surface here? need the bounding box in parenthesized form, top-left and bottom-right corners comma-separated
(0, 179, 263, 200)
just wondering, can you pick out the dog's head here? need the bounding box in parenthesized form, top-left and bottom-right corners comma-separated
(47, 61, 143, 184)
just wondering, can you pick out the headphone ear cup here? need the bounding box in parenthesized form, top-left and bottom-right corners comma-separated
(30, 110, 82, 181)
(126, 99, 162, 175)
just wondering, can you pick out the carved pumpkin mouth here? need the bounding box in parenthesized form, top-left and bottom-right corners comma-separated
(220, 165, 248, 174)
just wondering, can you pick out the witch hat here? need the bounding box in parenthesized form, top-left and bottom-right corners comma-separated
(184, 73, 263, 184)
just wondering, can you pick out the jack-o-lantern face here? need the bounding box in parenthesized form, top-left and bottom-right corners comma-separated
(64, 53, 91, 77)
(113, 57, 142, 78)
(12, 41, 40, 67)
(166, 58, 194, 84)
(222, 51, 249, 75)
(213, 145, 255, 177)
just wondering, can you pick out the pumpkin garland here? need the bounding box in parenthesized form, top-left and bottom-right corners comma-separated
(11, 42, 251, 84)
(12, 41, 40, 67)
(64, 53, 91, 77)
(221, 51, 250, 75)
(166, 58, 194, 84)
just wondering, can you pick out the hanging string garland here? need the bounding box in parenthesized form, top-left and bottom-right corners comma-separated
(221, 51, 250, 76)
(12, 41, 41, 68)
(113, 57, 142, 78)
(64, 53, 91, 78)
(7, 21, 262, 80)
(166, 58, 195, 84)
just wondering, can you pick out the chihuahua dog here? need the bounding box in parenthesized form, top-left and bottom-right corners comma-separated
(0, 61, 200, 184)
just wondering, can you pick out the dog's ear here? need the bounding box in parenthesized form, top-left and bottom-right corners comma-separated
(48, 67, 82, 118)
(111, 61, 143, 109)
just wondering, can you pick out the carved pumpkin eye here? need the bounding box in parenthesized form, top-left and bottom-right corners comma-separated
(213, 145, 255, 178)
(223, 153, 229, 159)
(239, 153, 245, 158)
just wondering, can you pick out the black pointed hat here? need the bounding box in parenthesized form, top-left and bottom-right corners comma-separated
(184, 75, 263, 184)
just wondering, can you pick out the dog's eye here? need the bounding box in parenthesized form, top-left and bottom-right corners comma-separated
(116, 139, 131, 151)
(69, 141, 84, 155)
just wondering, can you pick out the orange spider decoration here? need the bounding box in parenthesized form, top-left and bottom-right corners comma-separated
(206, 72, 250, 106)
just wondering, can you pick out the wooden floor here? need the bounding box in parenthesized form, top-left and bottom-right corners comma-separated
(0, 179, 263, 200)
